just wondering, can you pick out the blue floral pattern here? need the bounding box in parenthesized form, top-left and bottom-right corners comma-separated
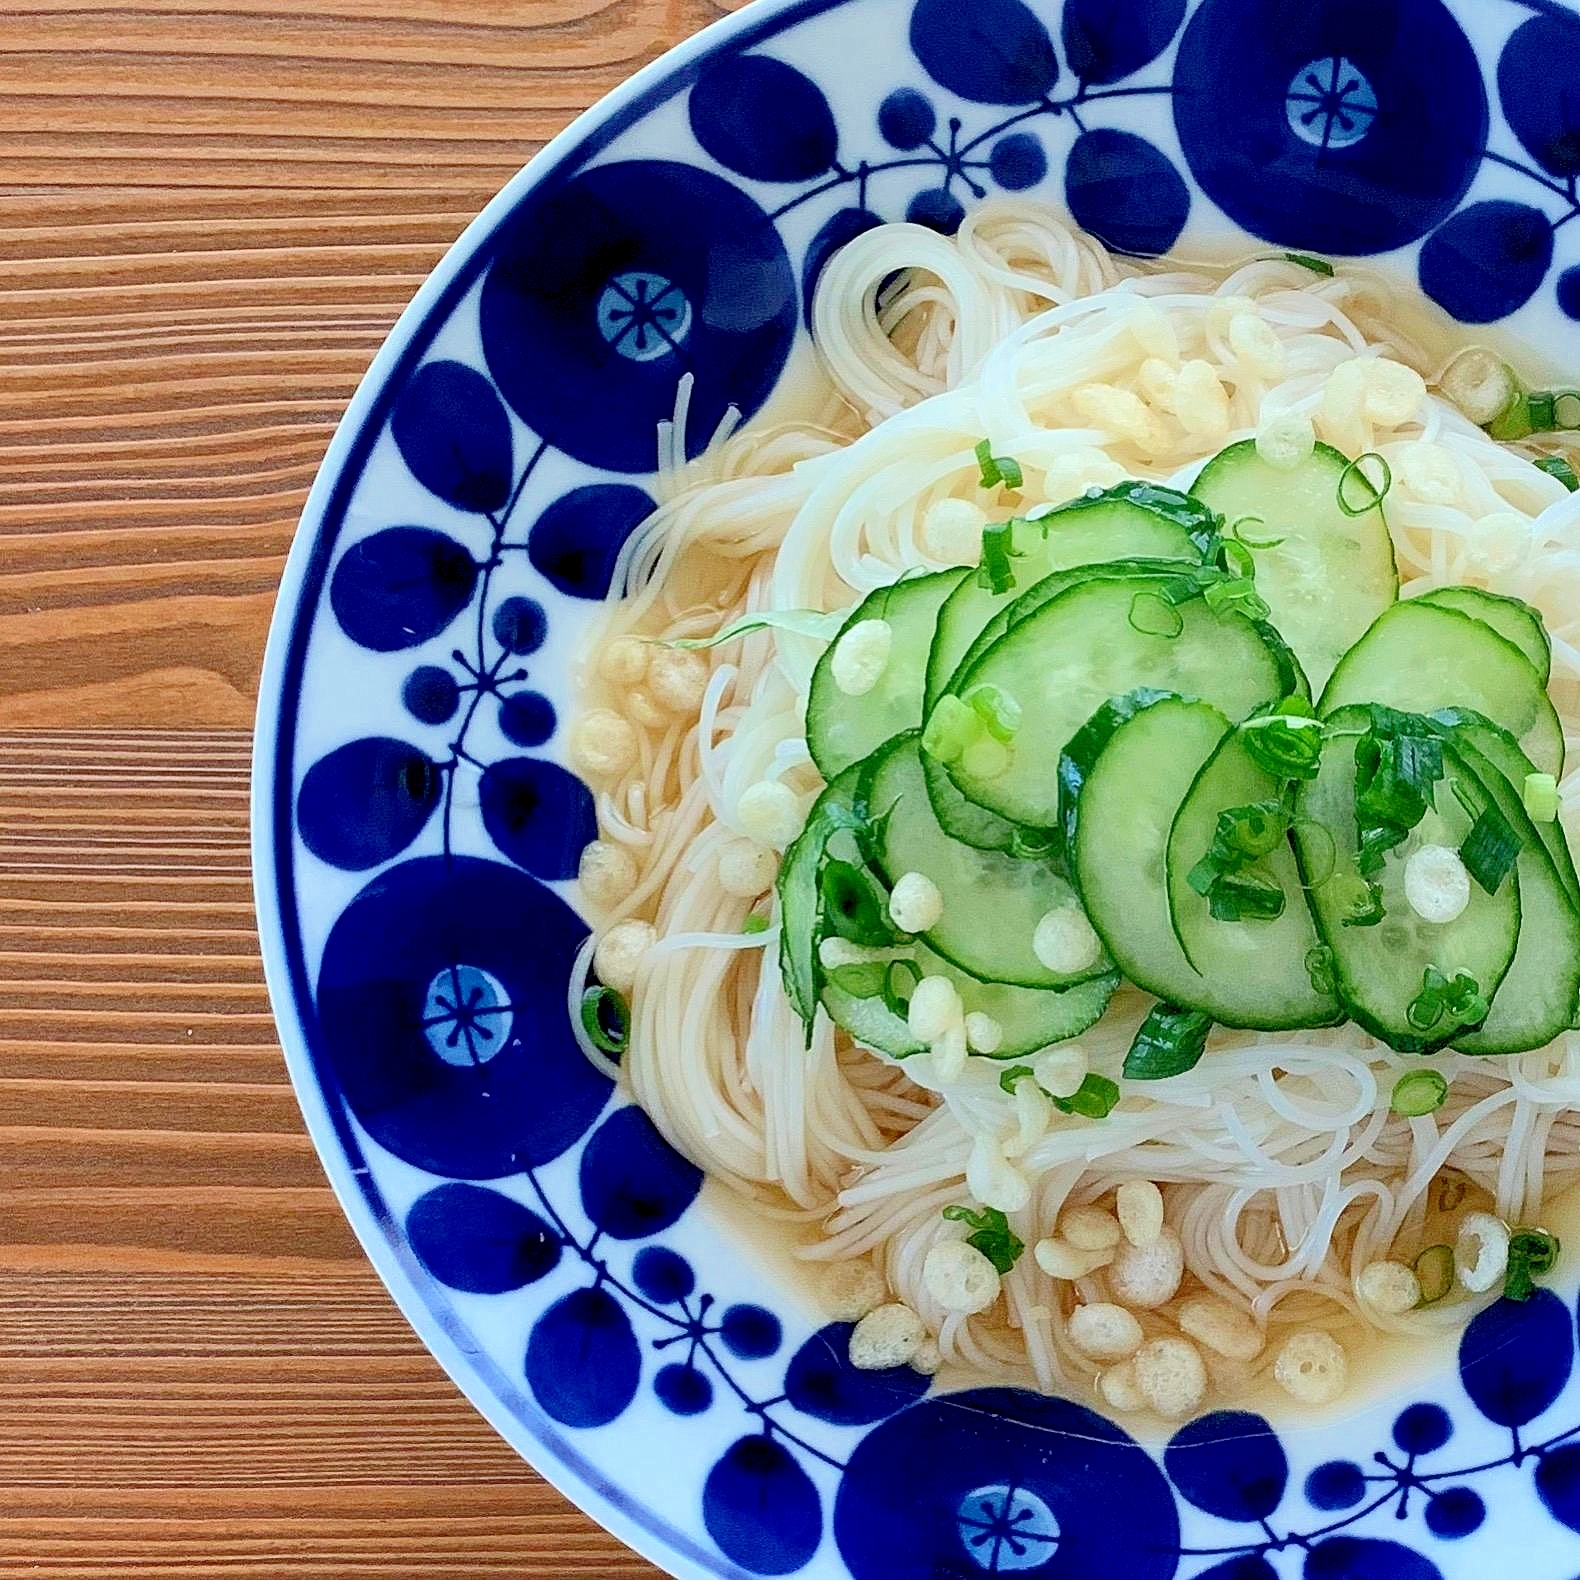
(254, 1, 1580, 1576)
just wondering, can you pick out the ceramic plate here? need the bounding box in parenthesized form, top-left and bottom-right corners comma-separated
(253, 1, 1580, 1575)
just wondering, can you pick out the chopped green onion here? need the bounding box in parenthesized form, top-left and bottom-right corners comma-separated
(1406, 965, 1488, 1034)
(1218, 539, 1257, 580)
(1459, 804, 1521, 895)
(1505, 1227, 1561, 1302)
(977, 520, 1019, 595)
(942, 1203, 1025, 1274)
(828, 962, 887, 997)
(1353, 715, 1444, 875)
(1391, 1069, 1449, 1117)
(1305, 944, 1337, 996)
(1228, 514, 1287, 551)
(975, 438, 1024, 491)
(1053, 1072, 1121, 1119)
(1242, 710, 1325, 782)
(1282, 252, 1335, 277)
(669, 607, 848, 649)
(1124, 1002, 1212, 1080)
(1414, 1244, 1455, 1305)
(1294, 819, 1337, 888)
(1448, 776, 1480, 821)
(1128, 591, 1184, 638)
(820, 860, 897, 947)
(998, 1064, 1036, 1095)
(1337, 452, 1393, 516)
(742, 913, 770, 935)
(1205, 869, 1286, 921)
(580, 985, 630, 1057)
(882, 959, 921, 1019)
(1536, 455, 1580, 491)
(1524, 772, 1560, 823)
(1204, 576, 1271, 623)
(1489, 389, 1580, 443)
(966, 684, 1023, 743)
(921, 695, 983, 764)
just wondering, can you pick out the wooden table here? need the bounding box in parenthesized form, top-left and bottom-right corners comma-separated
(0, 1, 743, 1571)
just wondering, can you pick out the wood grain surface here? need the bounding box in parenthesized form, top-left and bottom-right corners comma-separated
(0, 1, 753, 1571)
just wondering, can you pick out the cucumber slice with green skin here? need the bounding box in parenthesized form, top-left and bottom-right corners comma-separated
(1293, 708, 1520, 1052)
(822, 941, 1118, 1061)
(864, 733, 1110, 989)
(939, 572, 1304, 829)
(807, 569, 966, 780)
(776, 762, 864, 1027)
(1189, 439, 1397, 693)
(1429, 706, 1580, 913)
(1412, 586, 1551, 684)
(1061, 690, 1241, 1018)
(1320, 601, 1564, 775)
(1164, 728, 1342, 1029)
(923, 482, 1218, 714)
(922, 748, 1019, 853)
(1438, 735, 1580, 1054)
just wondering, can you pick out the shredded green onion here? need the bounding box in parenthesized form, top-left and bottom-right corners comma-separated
(921, 695, 983, 764)
(1459, 804, 1522, 895)
(1489, 389, 1580, 443)
(998, 1064, 1035, 1095)
(942, 1203, 1025, 1274)
(1353, 713, 1444, 876)
(1205, 870, 1286, 921)
(580, 985, 630, 1057)
(1228, 514, 1286, 551)
(1414, 1244, 1455, 1305)
(1124, 1003, 1212, 1080)
(976, 438, 1024, 491)
(1128, 591, 1184, 639)
(669, 607, 848, 649)
(882, 959, 920, 1019)
(1524, 771, 1560, 823)
(1242, 710, 1324, 782)
(1334, 872, 1385, 928)
(1391, 1068, 1449, 1117)
(1282, 252, 1335, 277)
(1203, 576, 1270, 623)
(1336, 452, 1393, 516)
(1505, 1227, 1562, 1302)
(966, 684, 1023, 743)
(1536, 455, 1580, 491)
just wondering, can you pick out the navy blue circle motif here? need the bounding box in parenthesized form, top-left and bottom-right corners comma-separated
(834, 1387, 1178, 1579)
(479, 160, 796, 474)
(1172, 0, 1488, 255)
(313, 855, 611, 1178)
(403, 665, 461, 725)
(499, 690, 557, 748)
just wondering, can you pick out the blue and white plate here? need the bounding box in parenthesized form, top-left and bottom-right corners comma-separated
(252, 2, 1580, 1575)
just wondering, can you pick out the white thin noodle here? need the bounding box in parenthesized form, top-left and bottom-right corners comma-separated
(572, 198, 1580, 1401)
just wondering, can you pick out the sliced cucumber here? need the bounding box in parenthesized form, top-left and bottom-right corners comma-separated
(1164, 728, 1341, 1029)
(1190, 439, 1397, 693)
(776, 762, 864, 1026)
(807, 569, 966, 779)
(1430, 706, 1580, 914)
(1061, 690, 1236, 1015)
(1294, 708, 1520, 1052)
(823, 940, 1117, 1061)
(924, 482, 1216, 713)
(922, 748, 1019, 854)
(1320, 601, 1563, 776)
(865, 733, 1110, 989)
(1438, 733, 1580, 1054)
(1412, 586, 1551, 684)
(938, 572, 1303, 829)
